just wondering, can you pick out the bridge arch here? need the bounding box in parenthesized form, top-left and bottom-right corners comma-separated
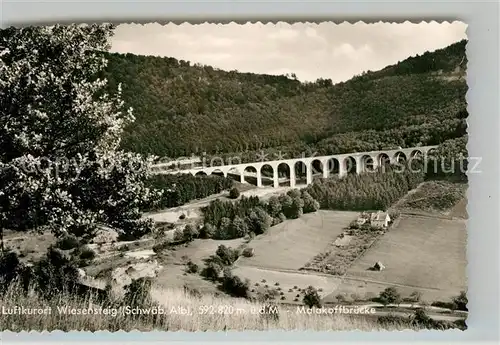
(311, 159, 325, 180)
(326, 157, 340, 177)
(194, 171, 208, 177)
(243, 165, 258, 185)
(377, 153, 391, 168)
(410, 149, 423, 159)
(393, 151, 407, 164)
(343, 156, 357, 175)
(277, 162, 292, 187)
(360, 154, 375, 172)
(210, 168, 226, 178)
(294, 160, 308, 185)
(260, 164, 275, 187)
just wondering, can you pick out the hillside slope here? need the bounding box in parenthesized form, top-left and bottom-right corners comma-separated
(103, 40, 467, 157)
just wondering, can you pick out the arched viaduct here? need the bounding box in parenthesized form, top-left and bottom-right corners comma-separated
(153, 145, 438, 188)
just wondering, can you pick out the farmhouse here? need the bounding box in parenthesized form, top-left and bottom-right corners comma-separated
(370, 211, 391, 229)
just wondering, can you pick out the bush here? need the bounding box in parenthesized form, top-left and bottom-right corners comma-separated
(152, 241, 170, 254)
(221, 270, 250, 298)
(303, 286, 322, 308)
(452, 291, 468, 311)
(378, 287, 401, 306)
(199, 223, 216, 239)
(55, 235, 80, 250)
(182, 224, 198, 242)
(173, 229, 184, 242)
(186, 260, 199, 274)
(179, 214, 186, 220)
(78, 246, 96, 261)
(201, 262, 222, 281)
(215, 245, 240, 266)
(301, 191, 320, 213)
(0, 250, 25, 294)
(335, 294, 346, 303)
(124, 277, 152, 307)
(31, 247, 80, 299)
(228, 187, 240, 199)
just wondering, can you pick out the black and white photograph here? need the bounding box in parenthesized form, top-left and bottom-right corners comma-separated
(0, 21, 468, 332)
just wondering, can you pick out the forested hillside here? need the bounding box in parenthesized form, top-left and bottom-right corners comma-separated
(103, 40, 468, 158)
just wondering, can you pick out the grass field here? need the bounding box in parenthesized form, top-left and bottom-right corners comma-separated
(335, 213, 467, 302)
(236, 210, 357, 271)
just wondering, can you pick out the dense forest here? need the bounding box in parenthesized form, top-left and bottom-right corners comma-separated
(102, 40, 468, 159)
(145, 174, 233, 211)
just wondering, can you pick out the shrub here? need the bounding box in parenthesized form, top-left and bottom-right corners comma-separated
(303, 286, 322, 308)
(173, 228, 184, 242)
(124, 277, 152, 307)
(215, 245, 239, 266)
(228, 187, 240, 199)
(55, 235, 80, 250)
(152, 241, 170, 254)
(182, 224, 198, 242)
(30, 247, 80, 299)
(409, 290, 422, 303)
(179, 214, 186, 220)
(119, 244, 130, 252)
(221, 270, 250, 298)
(0, 250, 25, 294)
(452, 291, 468, 311)
(301, 191, 320, 213)
(78, 246, 96, 260)
(335, 294, 346, 303)
(199, 223, 216, 239)
(186, 260, 199, 274)
(201, 262, 222, 281)
(378, 287, 401, 306)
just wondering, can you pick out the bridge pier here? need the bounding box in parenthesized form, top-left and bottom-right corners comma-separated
(273, 173, 279, 188)
(256, 170, 262, 187)
(290, 167, 296, 188)
(355, 157, 362, 174)
(240, 172, 245, 183)
(306, 165, 313, 185)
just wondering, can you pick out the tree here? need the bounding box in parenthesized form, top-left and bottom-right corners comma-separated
(267, 196, 282, 217)
(228, 187, 240, 199)
(303, 286, 322, 308)
(0, 24, 162, 245)
(182, 224, 197, 242)
(378, 287, 402, 306)
(452, 290, 468, 311)
(247, 207, 272, 235)
(215, 245, 239, 266)
(230, 216, 249, 238)
(301, 191, 320, 213)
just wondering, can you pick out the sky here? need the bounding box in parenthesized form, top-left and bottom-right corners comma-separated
(110, 21, 467, 84)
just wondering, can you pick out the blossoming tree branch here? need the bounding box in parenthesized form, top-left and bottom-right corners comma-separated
(0, 24, 163, 249)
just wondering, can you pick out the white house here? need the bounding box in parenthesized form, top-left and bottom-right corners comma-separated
(370, 211, 391, 228)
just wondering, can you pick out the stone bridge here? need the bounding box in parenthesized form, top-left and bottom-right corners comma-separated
(153, 145, 438, 188)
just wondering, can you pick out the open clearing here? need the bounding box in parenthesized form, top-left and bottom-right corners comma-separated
(236, 210, 358, 271)
(335, 213, 467, 302)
